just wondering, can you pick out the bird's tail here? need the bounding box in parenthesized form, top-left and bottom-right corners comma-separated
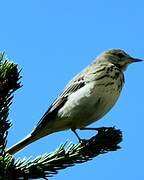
(6, 133, 44, 155)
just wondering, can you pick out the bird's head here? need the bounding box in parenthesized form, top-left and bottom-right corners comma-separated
(97, 49, 143, 71)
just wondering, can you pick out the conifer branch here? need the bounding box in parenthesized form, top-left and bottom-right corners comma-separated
(0, 52, 21, 179)
(13, 127, 122, 179)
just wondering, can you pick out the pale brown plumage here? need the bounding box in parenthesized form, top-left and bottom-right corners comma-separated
(7, 49, 142, 155)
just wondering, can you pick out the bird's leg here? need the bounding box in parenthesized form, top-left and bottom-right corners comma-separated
(71, 128, 82, 142)
(71, 127, 108, 142)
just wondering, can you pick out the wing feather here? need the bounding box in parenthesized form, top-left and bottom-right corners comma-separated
(32, 72, 86, 134)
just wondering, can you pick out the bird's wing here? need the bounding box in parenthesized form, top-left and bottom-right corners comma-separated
(32, 71, 86, 134)
(50, 73, 85, 112)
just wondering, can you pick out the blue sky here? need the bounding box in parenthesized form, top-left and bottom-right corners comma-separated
(0, 0, 144, 179)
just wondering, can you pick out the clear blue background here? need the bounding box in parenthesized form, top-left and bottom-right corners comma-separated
(0, 0, 144, 179)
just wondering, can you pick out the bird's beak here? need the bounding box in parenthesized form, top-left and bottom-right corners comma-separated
(130, 58, 143, 63)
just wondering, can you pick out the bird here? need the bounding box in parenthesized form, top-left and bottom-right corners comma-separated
(7, 49, 142, 155)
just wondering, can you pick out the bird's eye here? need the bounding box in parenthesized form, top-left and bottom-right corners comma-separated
(117, 53, 125, 58)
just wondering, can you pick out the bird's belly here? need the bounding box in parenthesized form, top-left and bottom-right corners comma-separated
(57, 82, 120, 129)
